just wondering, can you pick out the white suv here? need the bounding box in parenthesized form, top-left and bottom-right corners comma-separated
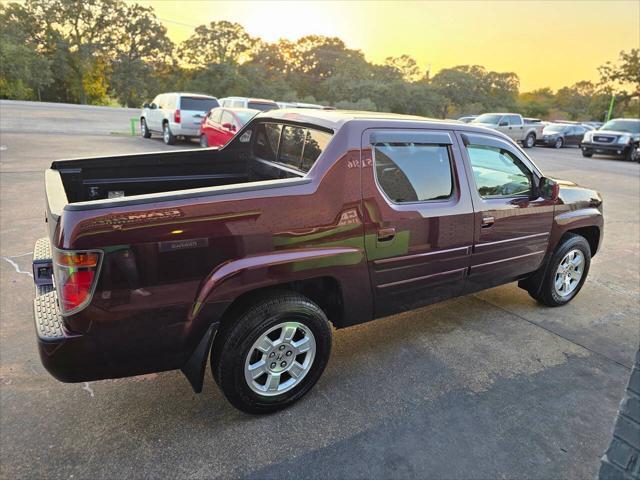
(140, 93, 219, 145)
(218, 97, 278, 112)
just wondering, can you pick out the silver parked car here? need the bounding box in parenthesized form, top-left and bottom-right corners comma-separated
(140, 92, 219, 145)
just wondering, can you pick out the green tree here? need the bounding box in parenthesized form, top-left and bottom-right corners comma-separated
(109, 3, 174, 107)
(385, 55, 422, 82)
(35, 0, 124, 104)
(179, 21, 255, 67)
(0, 3, 53, 99)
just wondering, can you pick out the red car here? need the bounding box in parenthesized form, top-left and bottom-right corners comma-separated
(199, 107, 258, 147)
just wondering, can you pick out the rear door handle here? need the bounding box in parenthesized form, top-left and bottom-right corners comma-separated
(377, 227, 396, 242)
(481, 216, 495, 228)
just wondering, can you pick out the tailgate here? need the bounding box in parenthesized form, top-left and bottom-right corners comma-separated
(44, 168, 67, 240)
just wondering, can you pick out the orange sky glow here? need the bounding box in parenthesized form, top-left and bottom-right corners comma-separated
(140, 0, 639, 92)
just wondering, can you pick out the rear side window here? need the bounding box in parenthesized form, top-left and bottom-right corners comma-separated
(253, 123, 333, 173)
(374, 143, 453, 203)
(181, 97, 219, 112)
(508, 115, 522, 126)
(466, 145, 532, 198)
(249, 101, 277, 111)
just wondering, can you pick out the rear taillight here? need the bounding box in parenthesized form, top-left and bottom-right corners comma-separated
(53, 249, 102, 315)
(174, 109, 181, 123)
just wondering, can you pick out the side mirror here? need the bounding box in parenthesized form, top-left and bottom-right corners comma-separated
(499, 121, 509, 127)
(142, 103, 150, 109)
(539, 177, 559, 201)
(222, 122, 234, 131)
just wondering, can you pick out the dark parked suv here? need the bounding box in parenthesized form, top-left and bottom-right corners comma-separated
(32, 110, 603, 413)
(581, 118, 639, 161)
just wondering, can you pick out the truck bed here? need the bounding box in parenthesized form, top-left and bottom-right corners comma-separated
(47, 146, 306, 214)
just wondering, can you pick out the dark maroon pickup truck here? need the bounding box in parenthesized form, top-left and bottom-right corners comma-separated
(32, 110, 603, 413)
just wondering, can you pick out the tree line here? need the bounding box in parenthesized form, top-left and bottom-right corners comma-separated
(1, 0, 638, 120)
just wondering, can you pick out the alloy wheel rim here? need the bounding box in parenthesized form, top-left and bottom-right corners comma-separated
(244, 321, 316, 396)
(554, 249, 584, 297)
(163, 126, 169, 142)
(555, 138, 562, 148)
(141, 121, 146, 136)
(527, 135, 534, 147)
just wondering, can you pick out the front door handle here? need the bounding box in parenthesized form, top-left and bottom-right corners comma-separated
(481, 216, 495, 228)
(377, 227, 396, 242)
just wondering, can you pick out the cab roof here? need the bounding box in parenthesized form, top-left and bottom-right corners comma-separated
(255, 108, 473, 132)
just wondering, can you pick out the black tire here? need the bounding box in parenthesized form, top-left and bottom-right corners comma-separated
(554, 137, 564, 149)
(211, 291, 332, 414)
(624, 145, 637, 162)
(523, 133, 535, 148)
(162, 122, 176, 145)
(140, 118, 151, 138)
(582, 149, 593, 158)
(199, 134, 208, 148)
(528, 233, 591, 307)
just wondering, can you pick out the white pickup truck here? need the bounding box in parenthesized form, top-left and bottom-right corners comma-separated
(472, 113, 544, 148)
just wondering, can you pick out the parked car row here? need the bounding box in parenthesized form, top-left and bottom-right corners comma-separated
(458, 112, 638, 161)
(140, 92, 336, 147)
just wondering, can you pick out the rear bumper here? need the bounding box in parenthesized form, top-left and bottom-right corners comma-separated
(172, 124, 200, 138)
(581, 142, 630, 156)
(31, 237, 221, 386)
(34, 290, 102, 382)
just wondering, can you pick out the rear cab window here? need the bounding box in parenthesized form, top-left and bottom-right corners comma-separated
(180, 97, 219, 112)
(252, 122, 333, 174)
(248, 101, 278, 112)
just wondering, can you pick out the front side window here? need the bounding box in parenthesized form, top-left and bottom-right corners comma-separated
(210, 108, 222, 124)
(221, 111, 234, 127)
(374, 143, 453, 203)
(467, 145, 532, 198)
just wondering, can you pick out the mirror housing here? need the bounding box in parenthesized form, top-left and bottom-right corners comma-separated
(222, 122, 234, 131)
(142, 102, 150, 109)
(499, 121, 508, 127)
(538, 177, 559, 201)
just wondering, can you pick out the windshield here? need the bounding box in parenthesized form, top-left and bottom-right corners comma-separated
(181, 97, 219, 112)
(544, 125, 568, 133)
(600, 120, 640, 134)
(473, 114, 502, 124)
(248, 101, 278, 111)
(235, 109, 259, 124)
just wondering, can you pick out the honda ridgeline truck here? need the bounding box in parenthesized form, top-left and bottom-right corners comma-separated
(33, 110, 603, 413)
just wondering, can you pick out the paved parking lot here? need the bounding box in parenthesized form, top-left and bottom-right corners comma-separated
(1, 100, 638, 479)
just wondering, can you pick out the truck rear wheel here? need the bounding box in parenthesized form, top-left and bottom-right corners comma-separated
(162, 122, 176, 145)
(523, 133, 535, 148)
(211, 291, 332, 414)
(528, 233, 591, 307)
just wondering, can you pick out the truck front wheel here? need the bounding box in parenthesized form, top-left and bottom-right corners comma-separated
(211, 291, 332, 414)
(528, 233, 591, 307)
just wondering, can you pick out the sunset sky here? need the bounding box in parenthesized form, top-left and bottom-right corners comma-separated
(142, 0, 639, 92)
